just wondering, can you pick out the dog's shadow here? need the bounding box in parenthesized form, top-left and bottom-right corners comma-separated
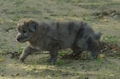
(23, 53, 91, 66)
(8, 51, 91, 66)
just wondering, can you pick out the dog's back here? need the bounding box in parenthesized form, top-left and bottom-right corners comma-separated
(51, 21, 101, 53)
(50, 21, 82, 49)
(28, 20, 101, 52)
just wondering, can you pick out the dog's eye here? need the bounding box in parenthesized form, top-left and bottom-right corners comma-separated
(23, 30, 27, 33)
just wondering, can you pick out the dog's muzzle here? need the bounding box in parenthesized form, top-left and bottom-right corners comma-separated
(16, 35, 26, 43)
(17, 36, 22, 42)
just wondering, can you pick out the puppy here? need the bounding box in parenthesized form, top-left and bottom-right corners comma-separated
(16, 18, 101, 62)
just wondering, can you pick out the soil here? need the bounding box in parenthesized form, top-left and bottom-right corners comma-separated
(0, 0, 120, 79)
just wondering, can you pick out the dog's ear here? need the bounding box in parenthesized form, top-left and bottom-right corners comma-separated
(94, 32, 101, 40)
(29, 23, 37, 32)
(28, 20, 38, 32)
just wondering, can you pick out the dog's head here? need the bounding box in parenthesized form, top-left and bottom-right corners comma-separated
(16, 19, 38, 43)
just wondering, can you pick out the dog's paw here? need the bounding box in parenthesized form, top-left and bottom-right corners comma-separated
(47, 58, 57, 63)
(91, 55, 98, 59)
(19, 57, 25, 62)
(19, 59, 25, 63)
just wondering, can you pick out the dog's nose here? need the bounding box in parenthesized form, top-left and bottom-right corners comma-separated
(17, 38, 20, 41)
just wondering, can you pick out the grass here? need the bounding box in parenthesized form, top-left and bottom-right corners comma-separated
(56, 0, 111, 3)
(83, 14, 95, 21)
(0, 39, 9, 55)
(56, 60, 66, 65)
(101, 35, 119, 44)
(17, 44, 23, 54)
(13, 0, 24, 6)
(59, 51, 69, 56)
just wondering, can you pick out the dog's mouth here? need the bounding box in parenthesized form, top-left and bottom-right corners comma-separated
(17, 37, 28, 43)
(18, 39, 27, 43)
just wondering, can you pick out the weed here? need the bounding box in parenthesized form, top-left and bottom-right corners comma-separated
(117, 53, 120, 58)
(0, 18, 5, 24)
(12, 14, 21, 21)
(96, 58, 103, 65)
(107, 2, 120, 6)
(101, 36, 118, 44)
(44, 16, 51, 20)
(17, 44, 23, 54)
(0, 39, 9, 55)
(57, 0, 70, 3)
(33, 60, 37, 70)
(56, 60, 66, 65)
(14, 0, 24, 6)
(83, 15, 94, 21)
(59, 51, 68, 56)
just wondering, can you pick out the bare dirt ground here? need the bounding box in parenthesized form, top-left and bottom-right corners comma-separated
(0, 0, 120, 79)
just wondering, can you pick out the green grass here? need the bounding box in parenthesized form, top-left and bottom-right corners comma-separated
(56, 0, 111, 3)
(59, 51, 69, 56)
(0, 39, 9, 55)
(18, 44, 23, 54)
(101, 36, 118, 44)
(56, 60, 66, 65)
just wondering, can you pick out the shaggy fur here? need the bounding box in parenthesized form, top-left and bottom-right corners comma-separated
(16, 18, 101, 62)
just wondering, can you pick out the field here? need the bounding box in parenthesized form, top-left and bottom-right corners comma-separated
(0, 0, 120, 79)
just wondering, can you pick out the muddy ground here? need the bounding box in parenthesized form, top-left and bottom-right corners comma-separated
(0, 0, 120, 79)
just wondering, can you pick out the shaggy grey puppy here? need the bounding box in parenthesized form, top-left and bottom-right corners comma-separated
(16, 19, 101, 62)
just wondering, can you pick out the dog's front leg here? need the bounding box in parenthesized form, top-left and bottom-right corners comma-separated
(20, 46, 36, 62)
(47, 48, 58, 63)
(91, 48, 99, 59)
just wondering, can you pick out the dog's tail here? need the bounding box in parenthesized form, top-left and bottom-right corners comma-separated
(94, 32, 101, 40)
